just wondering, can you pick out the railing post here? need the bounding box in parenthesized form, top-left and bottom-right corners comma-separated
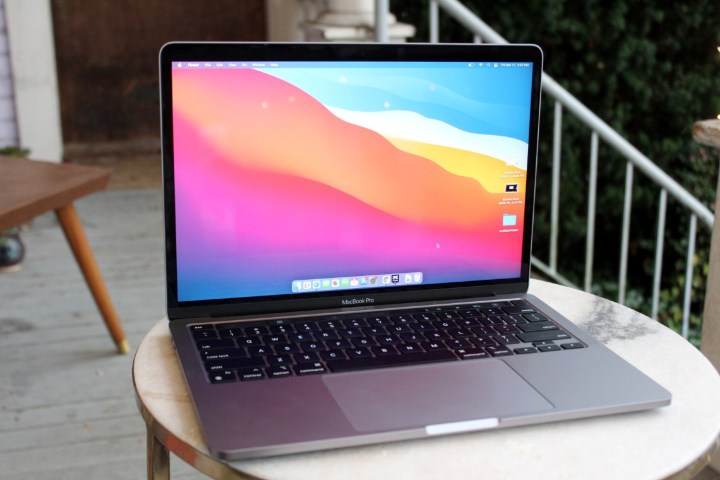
(683, 215, 697, 339)
(550, 101, 563, 273)
(429, 0, 439, 43)
(618, 162, 634, 305)
(651, 189, 667, 320)
(584, 133, 599, 292)
(375, 0, 389, 42)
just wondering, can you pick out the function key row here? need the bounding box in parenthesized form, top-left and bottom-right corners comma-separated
(191, 305, 548, 341)
(193, 318, 552, 346)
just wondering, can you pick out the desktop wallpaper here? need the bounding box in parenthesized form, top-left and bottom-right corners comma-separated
(171, 62, 533, 301)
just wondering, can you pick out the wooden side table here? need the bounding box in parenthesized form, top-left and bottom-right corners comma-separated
(0, 155, 129, 353)
(133, 280, 720, 480)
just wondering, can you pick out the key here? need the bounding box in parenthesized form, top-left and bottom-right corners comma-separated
(372, 346, 399, 356)
(400, 332, 425, 343)
(294, 352, 319, 363)
(267, 355, 292, 366)
(494, 334, 520, 345)
(200, 348, 246, 361)
(204, 357, 265, 372)
(517, 321, 559, 332)
(196, 339, 235, 350)
(295, 322, 320, 332)
(269, 324, 294, 335)
(288, 332, 315, 343)
(237, 336, 262, 347)
(339, 328, 364, 338)
(348, 348, 372, 358)
(209, 369, 236, 383)
(538, 344, 562, 352)
(247, 346, 273, 356)
(218, 328, 244, 339)
(193, 329, 218, 340)
(299, 341, 325, 352)
(398, 343, 424, 354)
(457, 348, 489, 359)
(363, 326, 387, 336)
(262, 334, 287, 344)
(377, 335, 402, 345)
(320, 350, 347, 361)
(244, 325, 269, 336)
(238, 368, 265, 381)
(412, 312, 436, 322)
(420, 341, 446, 351)
(471, 336, 497, 347)
(294, 362, 327, 376)
(366, 315, 392, 326)
(275, 343, 302, 354)
(352, 337, 377, 348)
(493, 324, 520, 334)
(524, 312, 548, 322)
(190, 324, 215, 332)
(266, 365, 293, 378)
(317, 330, 340, 341)
(485, 346, 513, 357)
(327, 339, 352, 349)
(516, 330, 571, 343)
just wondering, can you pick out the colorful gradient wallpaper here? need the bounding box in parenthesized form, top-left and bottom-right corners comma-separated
(171, 61, 534, 301)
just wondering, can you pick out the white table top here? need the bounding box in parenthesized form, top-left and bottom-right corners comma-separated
(133, 280, 720, 479)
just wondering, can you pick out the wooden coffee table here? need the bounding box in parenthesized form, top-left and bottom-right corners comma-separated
(0, 155, 129, 353)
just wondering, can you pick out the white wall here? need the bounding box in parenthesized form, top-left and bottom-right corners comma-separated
(0, 0, 18, 148)
(266, 0, 316, 41)
(5, 0, 63, 162)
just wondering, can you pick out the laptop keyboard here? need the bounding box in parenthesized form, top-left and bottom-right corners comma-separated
(190, 299, 586, 384)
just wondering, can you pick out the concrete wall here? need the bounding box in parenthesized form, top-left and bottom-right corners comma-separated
(0, 0, 18, 149)
(5, 0, 63, 162)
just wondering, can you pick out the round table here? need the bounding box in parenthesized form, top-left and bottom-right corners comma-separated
(133, 280, 720, 479)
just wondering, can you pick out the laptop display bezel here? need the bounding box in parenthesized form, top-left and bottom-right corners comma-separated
(159, 42, 543, 320)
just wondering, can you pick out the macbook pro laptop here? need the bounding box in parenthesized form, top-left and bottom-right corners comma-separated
(158, 41, 670, 460)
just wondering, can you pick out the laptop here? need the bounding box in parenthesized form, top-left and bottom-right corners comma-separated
(158, 41, 670, 460)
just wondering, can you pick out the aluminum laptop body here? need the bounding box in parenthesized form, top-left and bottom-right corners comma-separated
(159, 42, 670, 460)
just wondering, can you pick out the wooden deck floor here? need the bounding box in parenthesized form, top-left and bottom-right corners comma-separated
(0, 188, 206, 479)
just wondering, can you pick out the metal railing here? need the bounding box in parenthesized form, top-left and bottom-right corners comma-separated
(375, 0, 714, 338)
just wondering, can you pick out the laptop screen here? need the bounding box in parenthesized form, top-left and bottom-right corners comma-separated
(161, 43, 542, 315)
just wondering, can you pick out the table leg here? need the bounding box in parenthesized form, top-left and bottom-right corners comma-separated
(55, 203, 130, 353)
(147, 427, 170, 480)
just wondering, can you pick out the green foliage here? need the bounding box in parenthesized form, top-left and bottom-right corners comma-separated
(0, 145, 29, 236)
(0, 146, 30, 157)
(393, 0, 720, 334)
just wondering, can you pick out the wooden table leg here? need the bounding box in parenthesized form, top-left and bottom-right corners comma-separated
(55, 203, 130, 353)
(148, 426, 171, 480)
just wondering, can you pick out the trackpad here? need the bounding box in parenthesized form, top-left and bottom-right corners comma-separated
(323, 360, 553, 433)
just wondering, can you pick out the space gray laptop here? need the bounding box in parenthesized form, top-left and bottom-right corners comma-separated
(159, 41, 670, 460)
